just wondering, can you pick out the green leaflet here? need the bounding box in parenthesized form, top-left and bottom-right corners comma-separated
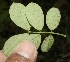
(9, 2, 31, 30)
(41, 35, 54, 52)
(29, 34, 41, 49)
(46, 7, 61, 31)
(25, 2, 44, 30)
(3, 33, 41, 57)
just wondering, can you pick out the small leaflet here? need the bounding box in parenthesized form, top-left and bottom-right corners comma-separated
(25, 2, 44, 30)
(41, 35, 54, 52)
(9, 2, 31, 30)
(46, 7, 61, 31)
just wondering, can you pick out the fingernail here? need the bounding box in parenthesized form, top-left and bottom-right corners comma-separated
(16, 41, 36, 59)
(5, 53, 30, 62)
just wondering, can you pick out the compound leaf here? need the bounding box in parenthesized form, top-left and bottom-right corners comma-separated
(9, 2, 31, 30)
(25, 2, 44, 30)
(46, 7, 61, 31)
(41, 35, 54, 52)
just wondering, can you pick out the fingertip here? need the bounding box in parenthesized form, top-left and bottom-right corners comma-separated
(31, 47, 38, 62)
(11, 40, 38, 62)
(0, 50, 7, 62)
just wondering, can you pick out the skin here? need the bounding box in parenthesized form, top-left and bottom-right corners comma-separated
(0, 41, 38, 62)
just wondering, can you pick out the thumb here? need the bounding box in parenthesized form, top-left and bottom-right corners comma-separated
(5, 40, 38, 62)
(0, 50, 7, 62)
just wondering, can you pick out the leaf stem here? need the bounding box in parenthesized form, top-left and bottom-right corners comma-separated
(29, 31, 66, 37)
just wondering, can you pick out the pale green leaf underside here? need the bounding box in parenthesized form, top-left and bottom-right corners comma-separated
(3, 33, 41, 57)
(46, 7, 61, 30)
(25, 2, 44, 30)
(41, 35, 54, 52)
(9, 2, 31, 30)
